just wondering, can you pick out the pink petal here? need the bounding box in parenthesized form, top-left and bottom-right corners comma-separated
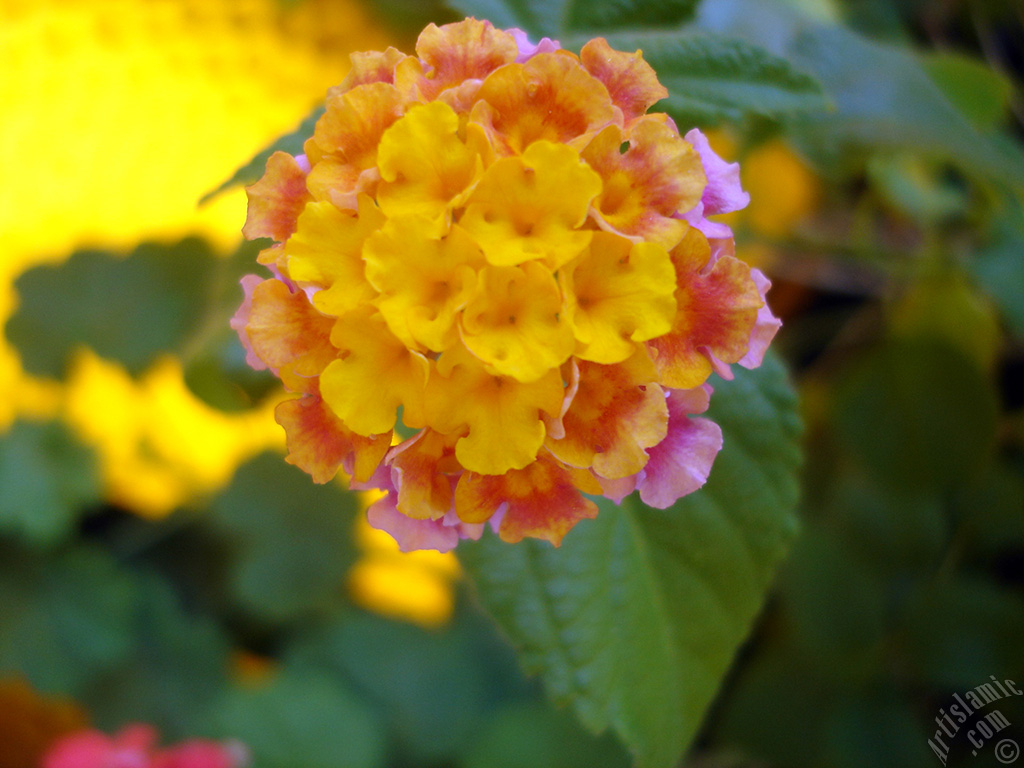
(230, 275, 268, 371)
(508, 28, 561, 62)
(684, 128, 750, 215)
(739, 268, 782, 370)
(635, 386, 723, 508)
(680, 201, 734, 240)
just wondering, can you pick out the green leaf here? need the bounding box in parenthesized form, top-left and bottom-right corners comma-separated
(586, 30, 827, 126)
(448, 0, 697, 37)
(0, 544, 137, 695)
(833, 339, 999, 491)
(80, 571, 231, 739)
(971, 210, 1024, 341)
(459, 354, 802, 768)
(201, 107, 323, 204)
(7, 238, 274, 410)
(288, 609, 520, 764)
(901, 577, 1024, 690)
(209, 452, 360, 624)
(923, 51, 1014, 130)
(466, 702, 631, 768)
(210, 668, 387, 768)
(695, 0, 1024, 189)
(0, 420, 101, 548)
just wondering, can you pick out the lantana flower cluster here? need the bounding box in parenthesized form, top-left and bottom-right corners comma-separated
(233, 18, 780, 551)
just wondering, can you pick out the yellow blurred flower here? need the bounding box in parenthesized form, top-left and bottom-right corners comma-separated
(64, 351, 282, 516)
(348, 503, 461, 628)
(0, 0, 392, 508)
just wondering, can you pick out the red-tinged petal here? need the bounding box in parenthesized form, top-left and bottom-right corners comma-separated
(305, 160, 379, 212)
(246, 278, 336, 377)
(580, 38, 668, 124)
(684, 128, 750, 215)
(242, 151, 311, 243)
(312, 82, 406, 169)
(542, 358, 579, 441)
(646, 228, 763, 389)
(454, 455, 598, 545)
(739, 268, 782, 370)
(388, 429, 461, 520)
(425, 346, 564, 475)
(332, 47, 408, 93)
(546, 351, 668, 479)
(276, 394, 391, 484)
(367, 491, 483, 553)
(321, 307, 431, 436)
(472, 52, 619, 156)
(412, 19, 519, 101)
(230, 275, 266, 371)
(636, 386, 723, 508)
(583, 118, 704, 249)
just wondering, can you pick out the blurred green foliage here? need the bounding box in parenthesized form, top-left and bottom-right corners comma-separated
(3, 0, 1024, 766)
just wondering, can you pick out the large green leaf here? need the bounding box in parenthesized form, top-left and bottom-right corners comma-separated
(447, 0, 698, 37)
(694, 0, 1024, 189)
(458, 354, 802, 768)
(587, 30, 827, 125)
(210, 668, 386, 768)
(7, 238, 273, 410)
(80, 571, 231, 739)
(0, 544, 138, 695)
(0, 420, 101, 548)
(209, 452, 360, 624)
(833, 339, 999, 492)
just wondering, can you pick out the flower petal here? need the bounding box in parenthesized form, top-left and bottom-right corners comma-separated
(230, 275, 267, 371)
(276, 393, 391, 484)
(646, 228, 763, 389)
(242, 151, 312, 242)
(285, 197, 384, 317)
(411, 19, 518, 101)
(364, 219, 482, 351)
(320, 307, 431, 436)
(580, 38, 668, 124)
(454, 454, 598, 545)
(472, 52, 619, 155)
(459, 261, 574, 382)
(563, 231, 677, 364)
(546, 351, 668, 479)
(376, 101, 484, 222)
(367, 491, 462, 553)
(388, 428, 461, 520)
(245, 277, 336, 377)
(460, 140, 600, 268)
(311, 81, 406, 170)
(684, 128, 750, 215)
(583, 117, 704, 249)
(508, 29, 561, 62)
(425, 346, 563, 475)
(635, 385, 723, 508)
